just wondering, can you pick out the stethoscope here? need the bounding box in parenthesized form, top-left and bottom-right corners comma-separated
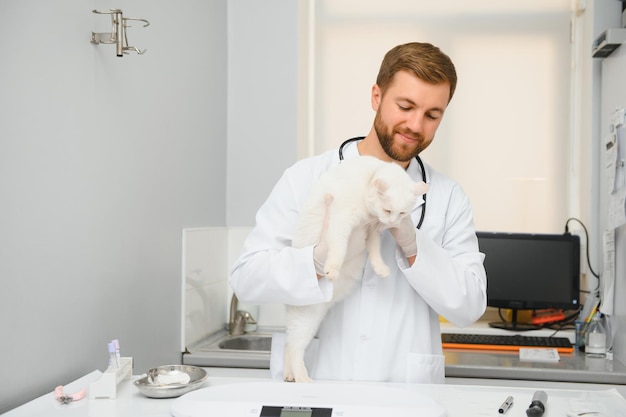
(338, 136, 427, 229)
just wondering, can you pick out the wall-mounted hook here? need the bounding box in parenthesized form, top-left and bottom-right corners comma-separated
(91, 9, 150, 57)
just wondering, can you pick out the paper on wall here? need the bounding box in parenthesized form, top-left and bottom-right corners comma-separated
(600, 229, 615, 316)
(606, 109, 626, 229)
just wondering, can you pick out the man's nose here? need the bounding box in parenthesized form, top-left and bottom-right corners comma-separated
(406, 113, 423, 133)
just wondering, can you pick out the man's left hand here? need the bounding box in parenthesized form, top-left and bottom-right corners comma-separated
(389, 216, 417, 260)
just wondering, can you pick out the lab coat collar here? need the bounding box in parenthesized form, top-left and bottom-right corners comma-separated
(406, 156, 426, 184)
(407, 157, 427, 210)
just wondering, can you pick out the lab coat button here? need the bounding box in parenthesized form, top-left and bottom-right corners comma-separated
(359, 335, 369, 343)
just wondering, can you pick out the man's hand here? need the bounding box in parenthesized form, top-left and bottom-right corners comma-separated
(389, 215, 417, 260)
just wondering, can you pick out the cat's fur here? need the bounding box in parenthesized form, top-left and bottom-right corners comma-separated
(284, 155, 428, 383)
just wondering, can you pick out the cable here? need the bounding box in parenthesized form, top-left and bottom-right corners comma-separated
(545, 309, 581, 335)
(495, 308, 580, 335)
(564, 217, 601, 310)
(564, 217, 599, 278)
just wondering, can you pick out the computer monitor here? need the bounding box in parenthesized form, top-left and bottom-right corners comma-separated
(477, 231, 581, 331)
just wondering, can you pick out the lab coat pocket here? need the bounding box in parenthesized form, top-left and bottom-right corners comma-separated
(406, 353, 445, 384)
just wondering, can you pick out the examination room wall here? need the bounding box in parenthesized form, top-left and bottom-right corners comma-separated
(0, 0, 228, 413)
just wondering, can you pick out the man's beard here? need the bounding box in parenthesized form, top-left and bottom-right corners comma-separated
(374, 111, 425, 162)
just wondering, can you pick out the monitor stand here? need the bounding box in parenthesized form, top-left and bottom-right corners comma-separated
(488, 309, 542, 331)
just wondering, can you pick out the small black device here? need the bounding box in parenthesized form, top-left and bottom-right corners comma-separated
(477, 231, 581, 330)
(260, 406, 332, 417)
(526, 391, 547, 417)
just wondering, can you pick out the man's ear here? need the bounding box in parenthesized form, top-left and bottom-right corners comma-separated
(371, 84, 382, 111)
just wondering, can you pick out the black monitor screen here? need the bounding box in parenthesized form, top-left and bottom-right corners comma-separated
(478, 231, 581, 312)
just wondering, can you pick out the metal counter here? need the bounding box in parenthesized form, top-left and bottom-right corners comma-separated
(443, 348, 626, 385)
(184, 327, 626, 385)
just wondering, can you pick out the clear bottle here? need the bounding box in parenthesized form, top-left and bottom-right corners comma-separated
(108, 341, 118, 368)
(585, 313, 606, 356)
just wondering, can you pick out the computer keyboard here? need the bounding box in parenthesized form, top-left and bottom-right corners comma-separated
(441, 333, 574, 353)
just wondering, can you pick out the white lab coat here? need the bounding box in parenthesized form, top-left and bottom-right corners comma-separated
(230, 141, 487, 383)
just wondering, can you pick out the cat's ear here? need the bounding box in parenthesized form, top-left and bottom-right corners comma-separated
(373, 178, 390, 196)
(412, 181, 429, 197)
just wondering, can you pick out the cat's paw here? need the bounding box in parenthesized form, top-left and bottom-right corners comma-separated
(293, 368, 313, 383)
(372, 263, 390, 278)
(325, 268, 340, 281)
(324, 261, 341, 281)
(283, 373, 296, 383)
(296, 374, 313, 383)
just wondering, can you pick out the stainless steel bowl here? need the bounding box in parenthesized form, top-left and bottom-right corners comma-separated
(134, 365, 207, 398)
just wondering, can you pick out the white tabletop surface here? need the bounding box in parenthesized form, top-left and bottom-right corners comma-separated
(4, 367, 626, 417)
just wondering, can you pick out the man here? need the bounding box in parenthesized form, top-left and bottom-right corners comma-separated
(230, 42, 486, 383)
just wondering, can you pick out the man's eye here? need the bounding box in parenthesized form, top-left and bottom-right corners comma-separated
(426, 113, 440, 120)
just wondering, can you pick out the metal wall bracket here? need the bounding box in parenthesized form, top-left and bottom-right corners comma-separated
(91, 9, 150, 57)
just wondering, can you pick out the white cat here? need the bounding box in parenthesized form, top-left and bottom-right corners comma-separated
(284, 155, 428, 383)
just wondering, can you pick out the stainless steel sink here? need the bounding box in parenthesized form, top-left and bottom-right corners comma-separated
(183, 330, 276, 368)
(218, 334, 272, 351)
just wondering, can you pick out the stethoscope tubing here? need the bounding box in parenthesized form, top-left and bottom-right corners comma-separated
(337, 136, 427, 229)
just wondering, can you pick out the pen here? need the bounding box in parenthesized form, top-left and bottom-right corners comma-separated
(498, 396, 514, 414)
(585, 306, 598, 323)
(580, 305, 599, 339)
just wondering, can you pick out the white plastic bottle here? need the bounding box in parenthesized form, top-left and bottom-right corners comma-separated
(112, 339, 121, 367)
(107, 341, 118, 368)
(585, 313, 606, 356)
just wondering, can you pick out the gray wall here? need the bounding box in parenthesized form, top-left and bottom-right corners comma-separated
(0, 0, 228, 412)
(226, 0, 300, 226)
(0, 0, 301, 412)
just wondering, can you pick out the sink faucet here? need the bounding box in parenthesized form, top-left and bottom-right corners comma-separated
(229, 293, 257, 336)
